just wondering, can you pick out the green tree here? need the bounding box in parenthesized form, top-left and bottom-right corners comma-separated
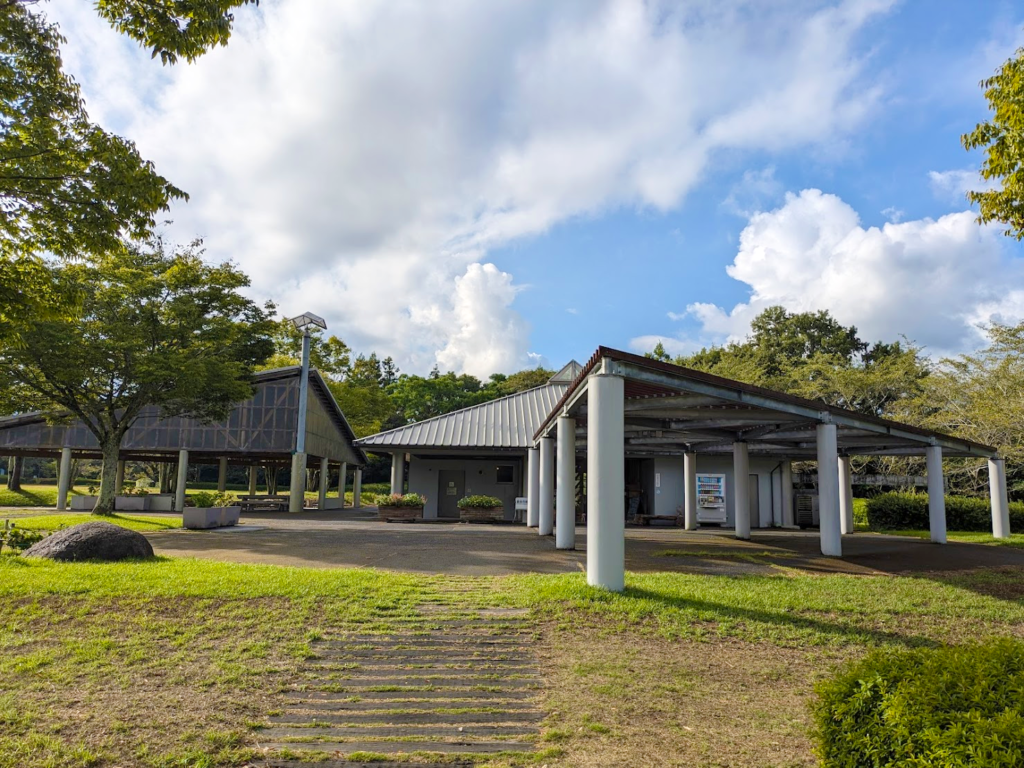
(644, 342, 671, 362)
(388, 369, 489, 423)
(963, 41, 1024, 239)
(0, 1, 256, 336)
(668, 307, 928, 419)
(925, 322, 1024, 492)
(484, 367, 554, 397)
(0, 240, 275, 513)
(262, 319, 351, 377)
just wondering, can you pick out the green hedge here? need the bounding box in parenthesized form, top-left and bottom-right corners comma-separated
(813, 639, 1024, 767)
(457, 495, 503, 509)
(866, 492, 1024, 533)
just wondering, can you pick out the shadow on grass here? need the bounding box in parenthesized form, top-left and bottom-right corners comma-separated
(620, 584, 941, 649)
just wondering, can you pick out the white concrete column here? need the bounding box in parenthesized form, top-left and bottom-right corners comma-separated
(733, 442, 750, 539)
(926, 446, 947, 544)
(838, 456, 854, 535)
(390, 452, 404, 495)
(248, 465, 258, 496)
(217, 457, 228, 493)
(989, 458, 1010, 539)
(683, 452, 698, 531)
(56, 446, 72, 511)
(353, 467, 363, 508)
(174, 449, 188, 512)
(289, 451, 306, 512)
(115, 460, 126, 495)
(555, 415, 576, 550)
(526, 447, 540, 527)
(339, 462, 347, 500)
(587, 372, 625, 592)
(817, 424, 841, 557)
(538, 436, 555, 536)
(318, 456, 329, 509)
(781, 460, 794, 527)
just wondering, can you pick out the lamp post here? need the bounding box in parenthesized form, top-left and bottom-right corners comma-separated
(288, 311, 326, 512)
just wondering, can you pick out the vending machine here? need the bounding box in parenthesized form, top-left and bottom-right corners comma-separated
(697, 473, 727, 524)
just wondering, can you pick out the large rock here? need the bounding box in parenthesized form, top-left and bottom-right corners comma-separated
(22, 521, 154, 562)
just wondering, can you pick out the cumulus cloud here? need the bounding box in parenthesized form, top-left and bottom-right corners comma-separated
(682, 189, 1024, 355)
(47, 0, 894, 373)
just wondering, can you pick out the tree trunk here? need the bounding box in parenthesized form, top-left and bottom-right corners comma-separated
(7, 456, 21, 491)
(94, 436, 122, 515)
(159, 463, 170, 494)
(265, 465, 277, 494)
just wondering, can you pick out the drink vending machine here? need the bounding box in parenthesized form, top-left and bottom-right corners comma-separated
(696, 473, 727, 524)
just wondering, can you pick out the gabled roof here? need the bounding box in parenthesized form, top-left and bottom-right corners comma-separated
(355, 362, 581, 451)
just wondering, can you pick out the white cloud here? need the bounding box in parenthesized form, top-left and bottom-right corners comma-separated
(628, 335, 702, 358)
(722, 166, 784, 216)
(683, 189, 1024, 355)
(47, 0, 894, 373)
(929, 169, 994, 205)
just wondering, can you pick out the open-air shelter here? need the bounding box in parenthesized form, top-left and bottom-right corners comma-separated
(529, 348, 1010, 591)
(0, 366, 368, 511)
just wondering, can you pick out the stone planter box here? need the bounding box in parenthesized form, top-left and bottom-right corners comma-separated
(147, 494, 175, 511)
(114, 495, 152, 511)
(70, 495, 98, 511)
(183, 506, 240, 530)
(378, 505, 423, 522)
(459, 506, 504, 523)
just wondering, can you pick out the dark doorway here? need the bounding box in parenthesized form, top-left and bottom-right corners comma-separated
(749, 474, 760, 529)
(438, 470, 465, 518)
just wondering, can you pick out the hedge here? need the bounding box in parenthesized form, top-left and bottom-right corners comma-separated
(865, 492, 1024, 533)
(812, 639, 1024, 767)
(457, 495, 503, 509)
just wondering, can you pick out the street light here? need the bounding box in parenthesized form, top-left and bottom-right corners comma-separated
(288, 311, 326, 512)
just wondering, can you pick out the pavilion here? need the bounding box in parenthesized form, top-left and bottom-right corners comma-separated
(0, 366, 367, 511)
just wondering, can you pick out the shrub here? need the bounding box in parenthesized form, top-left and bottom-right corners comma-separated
(190, 491, 235, 508)
(0, 521, 45, 554)
(373, 493, 425, 508)
(457, 495, 503, 509)
(866, 492, 1024, 532)
(812, 639, 1024, 767)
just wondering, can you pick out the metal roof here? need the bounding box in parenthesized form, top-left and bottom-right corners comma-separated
(356, 362, 582, 451)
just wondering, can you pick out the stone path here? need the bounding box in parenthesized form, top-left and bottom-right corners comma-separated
(257, 583, 543, 764)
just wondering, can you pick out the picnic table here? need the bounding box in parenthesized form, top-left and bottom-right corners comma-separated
(236, 494, 289, 512)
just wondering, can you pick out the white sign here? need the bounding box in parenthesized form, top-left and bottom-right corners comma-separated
(514, 496, 528, 511)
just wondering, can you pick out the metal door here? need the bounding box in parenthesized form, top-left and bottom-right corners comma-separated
(438, 470, 465, 518)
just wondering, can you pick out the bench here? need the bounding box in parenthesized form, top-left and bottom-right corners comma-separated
(236, 495, 289, 512)
(634, 513, 685, 527)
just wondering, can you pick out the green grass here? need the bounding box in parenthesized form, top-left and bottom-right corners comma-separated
(6, 513, 182, 533)
(3, 557, 1024, 766)
(882, 529, 1024, 548)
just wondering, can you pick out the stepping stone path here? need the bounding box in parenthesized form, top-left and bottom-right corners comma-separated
(258, 582, 543, 765)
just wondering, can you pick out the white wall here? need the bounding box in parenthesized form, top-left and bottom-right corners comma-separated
(407, 455, 524, 519)
(643, 455, 783, 527)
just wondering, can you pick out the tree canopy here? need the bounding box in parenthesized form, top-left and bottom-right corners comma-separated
(654, 306, 929, 419)
(0, 240, 275, 512)
(963, 41, 1024, 239)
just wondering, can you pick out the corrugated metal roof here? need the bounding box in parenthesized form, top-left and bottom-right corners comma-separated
(355, 367, 578, 450)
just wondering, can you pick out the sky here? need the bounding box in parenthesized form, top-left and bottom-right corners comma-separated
(46, 0, 1024, 377)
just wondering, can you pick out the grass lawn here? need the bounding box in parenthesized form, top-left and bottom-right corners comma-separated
(3, 555, 1024, 767)
(4, 513, 182, 533)
(881, 529, 1024, 548)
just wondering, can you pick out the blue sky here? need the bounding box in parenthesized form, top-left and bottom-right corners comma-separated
(49, 0, 1024, 376)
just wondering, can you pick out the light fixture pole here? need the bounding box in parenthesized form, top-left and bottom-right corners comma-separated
(288, 312, 326, 512)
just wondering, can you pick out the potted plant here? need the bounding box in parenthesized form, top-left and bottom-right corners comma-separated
(114, 484, 151, 512)
(183, 491, 240, 530)
(374, 493, 426, 522)
(457, 495, 505, 522)
(70, 484, 99, 511)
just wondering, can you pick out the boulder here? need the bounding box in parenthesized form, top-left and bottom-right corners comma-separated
(22, 521, 154, 562)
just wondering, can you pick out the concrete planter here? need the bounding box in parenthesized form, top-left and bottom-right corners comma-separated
(378, 505, 423, 522)
(114, 496, 152, 511)
(183, 506, 241, 530)
(70, 495, 98, 511)
(147, 494, 175, 511)
(459, 506, 504, 523)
